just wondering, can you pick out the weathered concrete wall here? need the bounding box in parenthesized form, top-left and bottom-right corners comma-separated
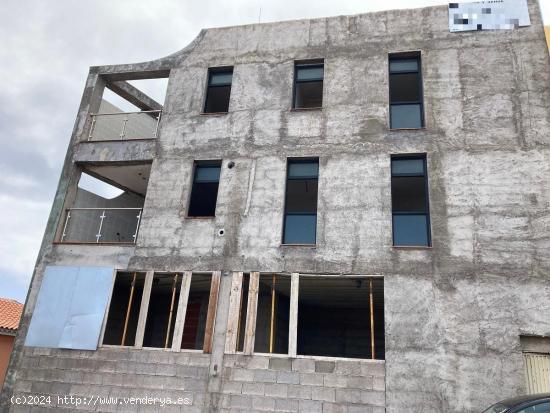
(3, 1, 550, 412)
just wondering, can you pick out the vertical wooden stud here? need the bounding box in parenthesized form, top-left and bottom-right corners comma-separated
(135, 270, 154, 348)
(225, 272, 243, 354)
(243, 271, 260, 355)
(369, 278, 375, 360)
(203, 271, 221, 354)
(171, 271, 192, 351)
(288, 272, 299, 358)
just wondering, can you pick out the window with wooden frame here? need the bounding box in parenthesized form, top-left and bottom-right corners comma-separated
(225, 272, 385, 360)
(389, 52, 424, 129)
(102, 270, 221, 353)
(293, 60, 324, 109)
(102, 272, 146, 346)
(203, 67, 233, 114)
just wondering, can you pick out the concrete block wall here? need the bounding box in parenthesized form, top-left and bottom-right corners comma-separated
(9, 349, 383, 413)
(10, 347, 209, 412)
(218, 355, 384, 413)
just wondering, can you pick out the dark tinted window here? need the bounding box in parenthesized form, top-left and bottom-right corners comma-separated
(293, 62, 324, 109)
(391, 155, 430, 246)
(204, 68, 233, 113)
(283, 159, 319, 244)
(188, 162, 221, 217)
(389, 53, 424, 128)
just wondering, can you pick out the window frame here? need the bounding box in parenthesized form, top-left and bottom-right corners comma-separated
(388, 52, 425, 130)
(292, 60, 325, 110)
(186, 160, 222, 218)
(224, 272, 385, 362)
(390, 154, 432, 247)
(101, 270, 221, 354)
(282, 157, 319, 245)
(202, 66, 234, 114)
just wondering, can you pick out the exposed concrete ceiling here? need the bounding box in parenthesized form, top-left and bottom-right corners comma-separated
(85, 164, 151, 196)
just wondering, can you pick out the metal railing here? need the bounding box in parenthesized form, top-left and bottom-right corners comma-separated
(60, 208, 142, 244)
(87, 110, 162, 141)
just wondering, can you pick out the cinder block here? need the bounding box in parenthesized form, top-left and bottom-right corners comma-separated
(223, 354, 238, 368)
(361, 390, 385, 406)
(322, 402, 346, 413)
(336, 388, 362, 404)
(292, 359, 315, 373)
(347, 375, 373, 389)
(269, 358, 293, 371)
(323, 374, 347, 388)
(360, 362, 385, 377)
(315, 361, 335, 373)
(348, 405, 374, 413)
(134, 362, 157, 375)
(177, 365, 199, 378)
(254, 369, 278, 383)
(232, 368, 255, 382)
(275, 397, 299, 412)
(80, 372, 102, 385)
(334, 360, 361, 375)
(372, 375, 385, 391)
(311, 386, 336, 402)
(230, 394, 252, 409)
(33, 348, 52, 356)
(300, 373, 324, 386)
(242, 382, 265, 395)
(246, 356, 270, 370)
(172, 352, 191, 365)
(155, 363, 177, 376)
(287, 384, 312, 399)
(277, 371, 300, 384)
(221, 381, 243, 394)
(95, 359, 117, 373)
(13, 379, 32, 392)
(188, 355, 210, 367)
(299, 399, 323, 413)
(252, 395, 276, 411)
(265, 383, 288, 398)
(219, 393, 231, 408)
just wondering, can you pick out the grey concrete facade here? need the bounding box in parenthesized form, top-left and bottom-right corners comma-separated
(2, 1, 550, 412)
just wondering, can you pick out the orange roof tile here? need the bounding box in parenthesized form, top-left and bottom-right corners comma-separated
(0, 298, 23, 331)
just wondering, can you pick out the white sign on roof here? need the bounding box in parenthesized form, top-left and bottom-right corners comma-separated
(449, 0, 531, 32)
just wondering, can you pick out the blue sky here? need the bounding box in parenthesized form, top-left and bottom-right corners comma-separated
(1, 0, 549, 304)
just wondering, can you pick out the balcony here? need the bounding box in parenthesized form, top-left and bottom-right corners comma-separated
(87, 109, 162, 142)
(85, 76, 168, 142)
(58, 163, 150, 245)
(61, 207, 142, 243)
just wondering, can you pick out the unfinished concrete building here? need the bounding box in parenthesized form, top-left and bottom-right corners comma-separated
(2, 1, 550, 412)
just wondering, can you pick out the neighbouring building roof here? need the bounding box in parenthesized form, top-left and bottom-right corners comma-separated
(0, 298, 23, 332)
(546, 26, 550, 53)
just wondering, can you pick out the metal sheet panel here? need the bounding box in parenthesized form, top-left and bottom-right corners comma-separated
(524, 353, 550, 394)
(25, 266, 114, 350)
(449, 0, 530, 32)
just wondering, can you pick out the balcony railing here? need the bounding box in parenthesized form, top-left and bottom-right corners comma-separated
(60, 208, 142, 244)
(87, 110, 162, 141)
